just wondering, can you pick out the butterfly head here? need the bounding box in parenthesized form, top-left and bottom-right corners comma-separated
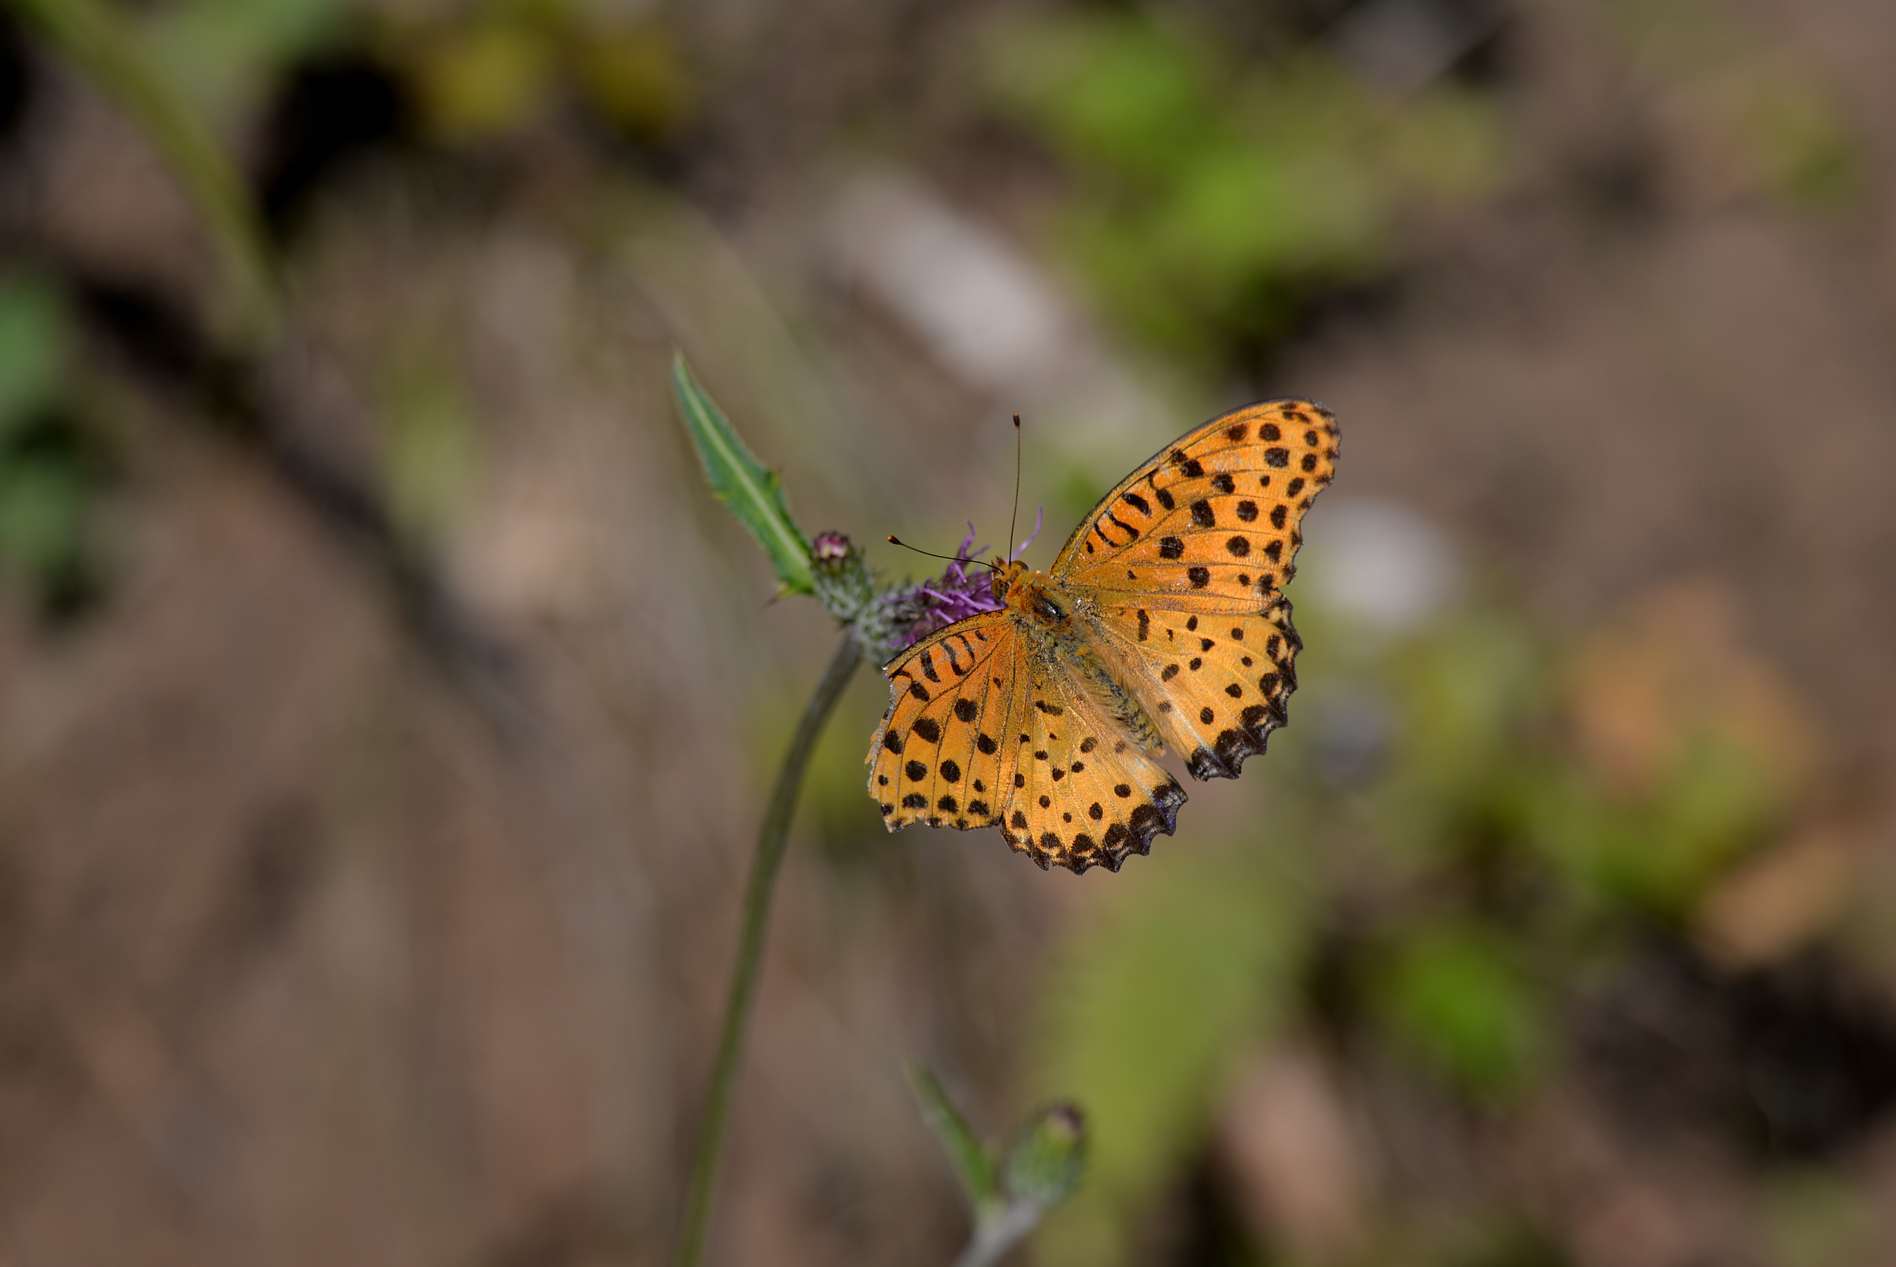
(993, 562, 1074, 628)
(989, 559, 1030, 603)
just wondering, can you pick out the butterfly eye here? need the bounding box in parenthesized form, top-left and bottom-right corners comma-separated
(1036, 596, 1067, 622)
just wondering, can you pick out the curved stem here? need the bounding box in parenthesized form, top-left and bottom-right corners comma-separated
(15, 0, 279, 347)
(676, 632, 863, 1267)
(953, 1201, 1044, 1267)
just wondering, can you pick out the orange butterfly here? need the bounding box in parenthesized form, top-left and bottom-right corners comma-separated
(867, 401, 1340, 873)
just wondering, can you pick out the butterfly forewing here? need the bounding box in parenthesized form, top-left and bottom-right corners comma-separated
(869, 615, 1023, 831)
(1054, 400, 1338, 608)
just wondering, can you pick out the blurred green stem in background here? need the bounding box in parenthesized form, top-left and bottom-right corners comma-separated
(675, 631, 862, 1267)
(13, 0, 279, 347)
(910, 1066, 1088, 1267)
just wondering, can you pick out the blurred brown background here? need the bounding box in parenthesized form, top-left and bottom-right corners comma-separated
(3, 0, 1896, 1264)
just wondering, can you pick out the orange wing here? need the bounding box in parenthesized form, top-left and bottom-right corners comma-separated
(997, 656, 1185, 872)
(868, 614, 1187, 873)
(1088, 593, 1303, 782)
(1056, 399, 1336, 779)
(1053, 399, 1338, 610)
(868, 614, 1022, 833)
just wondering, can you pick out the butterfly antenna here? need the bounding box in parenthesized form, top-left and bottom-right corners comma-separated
(1006, 412, 1023, 560)
(886, 536, 998, 572)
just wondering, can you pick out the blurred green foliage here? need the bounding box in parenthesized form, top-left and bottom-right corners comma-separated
(0, 272, 68, 439)
(76, 0, 696, 153)
(984, 13, 1505, 368)
(142, 0, 340, 120)
(17, 0, 279, 341)
(394, 1, 693, 145)
(380, 336, 480, 545)
(1765, 1168, 1879, 1267)
(1741, 78, 1861, 209)
(1606, 0, 1863, 210)
(1518, 731, 1779, 917)
(0, 272, 102, 617)
(1369, 921, 1548, 1097)
(1034, 836, 1312, 1264)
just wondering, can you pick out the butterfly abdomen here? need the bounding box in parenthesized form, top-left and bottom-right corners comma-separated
(1007, 575, 1168, 757)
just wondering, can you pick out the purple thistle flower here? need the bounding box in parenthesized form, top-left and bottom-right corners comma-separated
(885, 508, 1043, 649)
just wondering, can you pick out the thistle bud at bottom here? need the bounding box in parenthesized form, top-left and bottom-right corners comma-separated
(1000, 1102, 1086, 1209)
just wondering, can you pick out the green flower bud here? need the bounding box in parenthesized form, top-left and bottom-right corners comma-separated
(1000, 1102, 1086, 1209)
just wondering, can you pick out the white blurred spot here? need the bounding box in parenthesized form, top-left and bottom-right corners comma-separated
(1303, 497, 1463, 636)
(826, 170, 1068, 390)
(822, 168, 1165, 440)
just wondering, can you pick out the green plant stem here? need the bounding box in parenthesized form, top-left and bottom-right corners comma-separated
(15, 0, 279, 347)
(953, 1201, 1045, 1267)
(676, 632, 863, 1267)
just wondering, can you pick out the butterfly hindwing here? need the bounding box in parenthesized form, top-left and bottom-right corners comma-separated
(1089, 593, 1303, 782)
(1055, 400, 1338, 608)
(998, 660, 1185, 873)
(869, 615, 1022, 832)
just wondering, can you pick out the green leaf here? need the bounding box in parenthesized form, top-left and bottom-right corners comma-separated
(908, 1063, 1001, 1212)
(671, 352, 814, 596)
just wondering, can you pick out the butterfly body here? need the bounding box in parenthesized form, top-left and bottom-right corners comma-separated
(995, 562, 1168, 756)
(869, 400, 1338, 873)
